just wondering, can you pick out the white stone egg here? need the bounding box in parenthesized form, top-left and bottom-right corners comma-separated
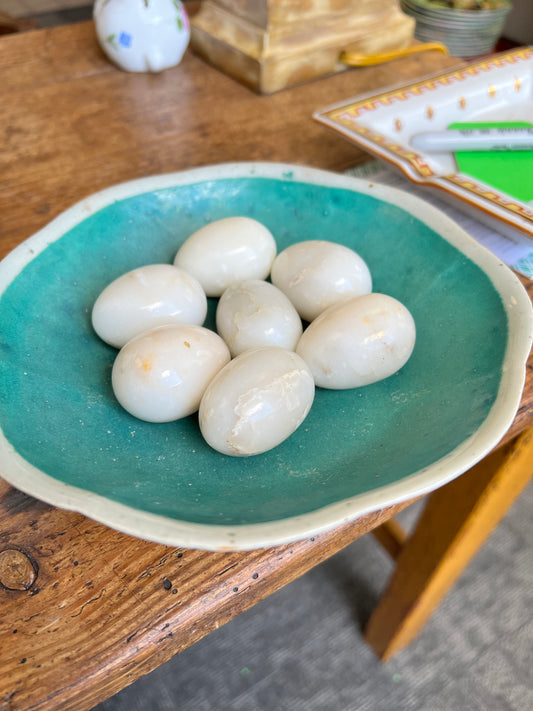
(92, 264, 207, 349)
(112, 325, 230, 422)
(216, 279, 303, 357)
(199, 347, 315, 456)
(173, 217, 277, 297)
(296, 293, 416, 389)
(270, 240, 372, 322)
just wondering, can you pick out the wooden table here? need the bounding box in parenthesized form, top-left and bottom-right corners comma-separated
(1, 18, 532, 711)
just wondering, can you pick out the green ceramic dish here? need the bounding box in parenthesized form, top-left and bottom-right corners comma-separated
(0, 163, 531, 550)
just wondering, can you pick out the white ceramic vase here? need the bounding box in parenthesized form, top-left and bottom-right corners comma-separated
(93, 0, 190, 73)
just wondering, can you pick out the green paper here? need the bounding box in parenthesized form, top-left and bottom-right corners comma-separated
(449, 121, 533, 203)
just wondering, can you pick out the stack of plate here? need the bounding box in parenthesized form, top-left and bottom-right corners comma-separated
(400, 0, 512, 57)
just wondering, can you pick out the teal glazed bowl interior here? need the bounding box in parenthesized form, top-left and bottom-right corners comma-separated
(0, 163, 531, 550)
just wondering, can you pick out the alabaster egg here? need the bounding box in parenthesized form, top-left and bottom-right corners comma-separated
(199, 347, 315, 456)
(216, 279, 303, 357)
(112, 324, 230, 422)
(173, 217, 277, 297)
(270, 240, 372, 322)
(296, 293, 416, 389)
(92, 264, 207, 348)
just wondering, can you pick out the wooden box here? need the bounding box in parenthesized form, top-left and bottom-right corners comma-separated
(190, 0, 415, 93)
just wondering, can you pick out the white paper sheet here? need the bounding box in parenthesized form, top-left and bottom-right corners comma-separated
(346, 162, 533, 279)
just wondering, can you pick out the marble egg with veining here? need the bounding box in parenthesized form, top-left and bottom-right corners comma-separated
(271, 240, 372, 322)
(216, 279, 303, 357)
(199, 347, 315, 456)
(296, 293, 416, 389)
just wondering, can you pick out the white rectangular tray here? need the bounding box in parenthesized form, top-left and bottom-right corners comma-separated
(314, 47, 533, 241)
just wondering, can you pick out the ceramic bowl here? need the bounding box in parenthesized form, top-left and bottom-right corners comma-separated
(0, 163, 531, 550)
(400, 0, 512, 57)
(93, 0, 190, 73)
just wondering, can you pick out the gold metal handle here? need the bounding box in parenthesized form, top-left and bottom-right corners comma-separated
(340, 42, 449, 67)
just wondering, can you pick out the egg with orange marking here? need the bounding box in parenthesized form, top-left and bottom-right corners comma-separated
(111, 325, 230, 422)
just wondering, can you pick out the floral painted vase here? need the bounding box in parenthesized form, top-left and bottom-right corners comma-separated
(93, 0, 190, 73)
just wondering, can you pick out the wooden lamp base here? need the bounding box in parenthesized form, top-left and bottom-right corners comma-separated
(190, 0, 416, 94)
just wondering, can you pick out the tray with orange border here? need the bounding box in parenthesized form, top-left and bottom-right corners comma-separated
(314, 47, 533, 241)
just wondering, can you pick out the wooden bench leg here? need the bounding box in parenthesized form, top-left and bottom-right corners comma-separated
(365, 427, 533, 661)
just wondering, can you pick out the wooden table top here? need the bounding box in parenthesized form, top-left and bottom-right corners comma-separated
(1, 18, 532, 711)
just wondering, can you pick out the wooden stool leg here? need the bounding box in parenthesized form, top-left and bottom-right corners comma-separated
(365, 427, 533, 661)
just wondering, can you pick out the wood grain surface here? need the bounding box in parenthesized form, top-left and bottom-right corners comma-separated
(0, 479, 417, 711)
(0, 17, 531, 711)
(365, 427, 533, 659)
(0, 20, 462, 255)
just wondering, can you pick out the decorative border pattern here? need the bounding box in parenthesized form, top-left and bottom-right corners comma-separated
(318, 48, 533, 230)
(332, 121, 437, 178)
(445, 174, 533, 221)
(325, 47, 533, 122)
